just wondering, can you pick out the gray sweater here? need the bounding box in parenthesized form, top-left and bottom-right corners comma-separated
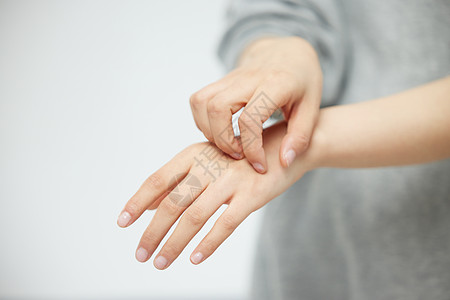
(217, 0, 450, 299)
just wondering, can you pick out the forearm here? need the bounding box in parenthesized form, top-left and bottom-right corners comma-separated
(310, 76, 450, 169)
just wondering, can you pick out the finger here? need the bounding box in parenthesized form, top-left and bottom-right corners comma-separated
(147, 191, 169, 210)
(117, 147, 194, 228)
(238, 88, 285, 173)
(135, 173, 208, 263)
(190, 78, 236, 142)
(280, 89, 320, 168)
(190, 200, 251, 265)
(207, 84, 256, 159)
(152, 180, 233, 270)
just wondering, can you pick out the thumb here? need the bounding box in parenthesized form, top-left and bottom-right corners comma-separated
(279, 98, 319, 168)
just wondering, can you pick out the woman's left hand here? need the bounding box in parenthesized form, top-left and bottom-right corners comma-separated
(117, 122, 319, 269)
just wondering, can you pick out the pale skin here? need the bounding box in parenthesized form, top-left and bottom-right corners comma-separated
(118, 75, 450, 270)
(189, 36, 323, 173)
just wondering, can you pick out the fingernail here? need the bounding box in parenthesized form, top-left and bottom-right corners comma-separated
(252, 162, 265, 173)
(231, 152, 242, 159)
(117, 211, 131, 227)
(191, 252, 204, 264)
(136, 247, 148, 262)
(154, 255, 168, 270)
(284, 149, 296, 167)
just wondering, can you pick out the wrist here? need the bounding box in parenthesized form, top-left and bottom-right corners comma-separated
(237, 36, 282, 67)
(305, 108, 331, 171)
(262, 121, 323, 179)
(237, 35, 318, 68)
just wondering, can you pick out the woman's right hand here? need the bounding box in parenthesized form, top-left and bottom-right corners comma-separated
(189, 36, 323, 173)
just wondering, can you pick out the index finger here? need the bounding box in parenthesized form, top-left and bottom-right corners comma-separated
(207, 90, 248, 159)
(117, 146, 194, 228)
(238, 89, 280, 173)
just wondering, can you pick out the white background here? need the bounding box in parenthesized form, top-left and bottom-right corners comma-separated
(0, 1, 264, 299)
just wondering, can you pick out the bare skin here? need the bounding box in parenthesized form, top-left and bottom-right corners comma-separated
(118, 76, 450, 270)
(189, 36, 323, 173)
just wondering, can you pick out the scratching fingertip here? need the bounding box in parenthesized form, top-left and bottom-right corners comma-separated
(284, 149, 296, 167)
(231, 152, 243, 160)
(252, 162, 266, 173)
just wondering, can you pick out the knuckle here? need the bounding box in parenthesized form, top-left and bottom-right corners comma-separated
(184, 205, 206, 226)
(219, 213, 239, 232)
(295, 134, 311, 151)
(159, 199, 181, 215)
(190, 90, 208, 107)
(143, 173, 165, 190)
(206, 99, 224, 115)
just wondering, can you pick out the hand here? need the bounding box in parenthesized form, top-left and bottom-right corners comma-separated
(189, 36, 322, 173)
(117, 122, 319, 270)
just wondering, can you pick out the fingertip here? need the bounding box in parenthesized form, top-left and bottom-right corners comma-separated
(190, 252, 204, 265)
(283, 149, 296, 168)
(280, 134, 304, 168)
(154, 255, 169, 270)
(136, 247, 149, 263)
(216, 135, 243, 160)
(279, 144, 288, 168)
(230, 152, 243, 160)
(117, 211, 132, 228)
(252, 162, 266, 174)
(244, 146, 267, 173)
